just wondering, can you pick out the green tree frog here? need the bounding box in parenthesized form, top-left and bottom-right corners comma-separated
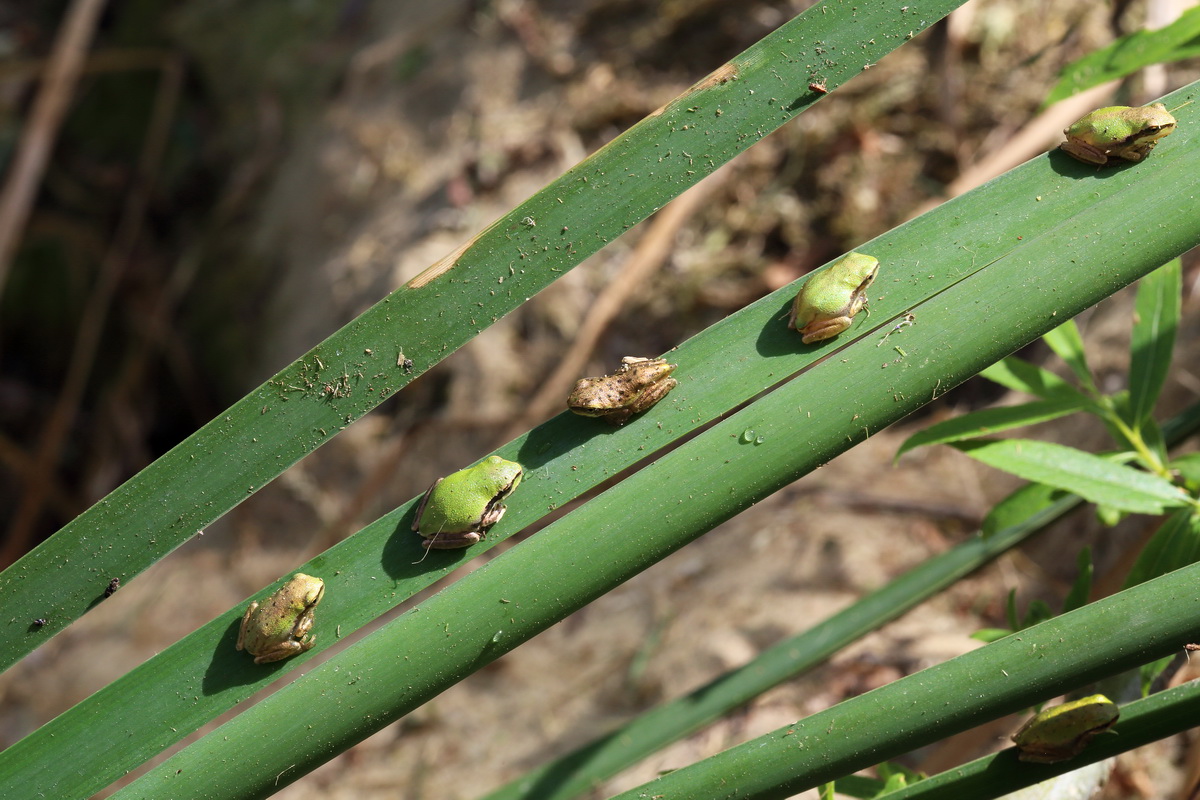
(567, 356, 678, 425)
(236, 573, 325, 664)
(1011, 694, 1119, 763)
(1060, 104, 1176, 166)
(788, 252, 880, 344)
(412, 455, 523, 549)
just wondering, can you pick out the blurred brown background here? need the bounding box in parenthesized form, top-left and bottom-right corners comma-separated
(1, 0, 1198, 797)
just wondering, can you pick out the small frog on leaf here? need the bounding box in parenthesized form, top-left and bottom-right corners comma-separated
(1011, 694, 1119, 764)
(568, 357, 678, 425)
(412, 456, 524, 549)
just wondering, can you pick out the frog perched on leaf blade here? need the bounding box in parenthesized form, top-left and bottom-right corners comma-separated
(1060, 104, 1176, 166)
(1011, 694, 1119, 764)
(237, 574, 325, 665)
(412, 456, 523, 549)
(788, 252, 879, 344)
(568, 356, 677, 425)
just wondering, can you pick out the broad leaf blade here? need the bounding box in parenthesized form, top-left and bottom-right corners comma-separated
(953, 439, 1190, 515)
(977, 357, 1087, 402)
(896, 398, 1084, 458)
(981, 482, 1070, 539)
(1046, 6, 1200, 104)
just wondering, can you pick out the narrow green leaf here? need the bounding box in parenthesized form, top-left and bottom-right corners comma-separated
(1123, 509, 1200, 589)
(3, 0, 975, 675)
(835, 776, 885, 799)
(481, 494, 1058, 800)
(1170, 452, 1200, 487)
(896, 398, 1084, 458)
(605, 563, 1200, 800)
(875, 678, 1200, 799)
(1129, 259, 1181, 424)
(981, 482, 1068, 539)
(1046, 6, 1200, 104)
(1021, 599, 1054, 630)
(1005, 588, 1020, 631)
(970, 628, 1013, 644)
(977, 357, 1086, 401)
(12, 74, 1200, 800)
(952, 439, 1190, 515)
(1042, 320, 1097, 394)
(106, 199, 1200, 799)
(1140, 655, 1175, 697)
(1061, 547, 1092, 614)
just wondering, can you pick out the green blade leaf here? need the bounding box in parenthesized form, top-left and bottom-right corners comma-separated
(875, 678, 1200, 799)
(0, 0, 970, 676)
(1061, 547, 1093, 614)
(7, 57, 1200, 800)
(1046, 6, 1200, 104)
(605, 563, 1200, 800)
(952, 439, 1190, 515)
(480, 487, 1062, 800)
(1042, 320, 1097, 394)
(104, 189, 1200, 798)
(1129, 259, 1181, 424)
(981, 482, 1070, 539)
(1123, 509, 1200, 589)
(977, 357, 1088, 402)
(1171, 452, 1200, 487)
(896, 398, 1085, 458)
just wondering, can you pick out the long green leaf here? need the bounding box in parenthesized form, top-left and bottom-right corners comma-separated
(1046, 6, 1200, 104)
(1123, 508, 1200, 589)
(877, 677, 1200, 800)
(896, 398, 1085, 458)
(953, 439, 1190, 514)
(0, 0, 971, 675)
(977, 357, 1088, 402)
(606, 563, 1200, 800)
(1129, 259, 1181, 424)
(8, 58, 1200, 800)
(1042, 321, 1096, 394)
(104, 130, 1200, 798)
(981, 482, 1069, 539)
(481, 507, 1053, 800)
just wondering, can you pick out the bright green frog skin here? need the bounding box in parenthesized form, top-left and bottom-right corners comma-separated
(236, 573, 325, 665)
(788, 252, 880, 344)
(1011, 694, 1119, 764)
(412, 456, 523, 549)
(1060, 103, 1176, 166)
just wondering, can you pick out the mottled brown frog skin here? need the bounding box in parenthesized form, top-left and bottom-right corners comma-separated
(568, 357, 678, 425)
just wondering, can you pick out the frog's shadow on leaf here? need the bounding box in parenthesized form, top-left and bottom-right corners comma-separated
(753, 294, 834, 358)
(1047, 148, 1148, 179)
(201, 615, 293, 694)
(380, 501, 473, 579)
(516, 413, 604, 466)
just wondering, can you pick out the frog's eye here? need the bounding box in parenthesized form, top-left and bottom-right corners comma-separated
(1144, 125, 1163, 134)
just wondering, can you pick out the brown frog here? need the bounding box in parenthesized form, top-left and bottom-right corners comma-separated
(567, 357, 678, 425)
